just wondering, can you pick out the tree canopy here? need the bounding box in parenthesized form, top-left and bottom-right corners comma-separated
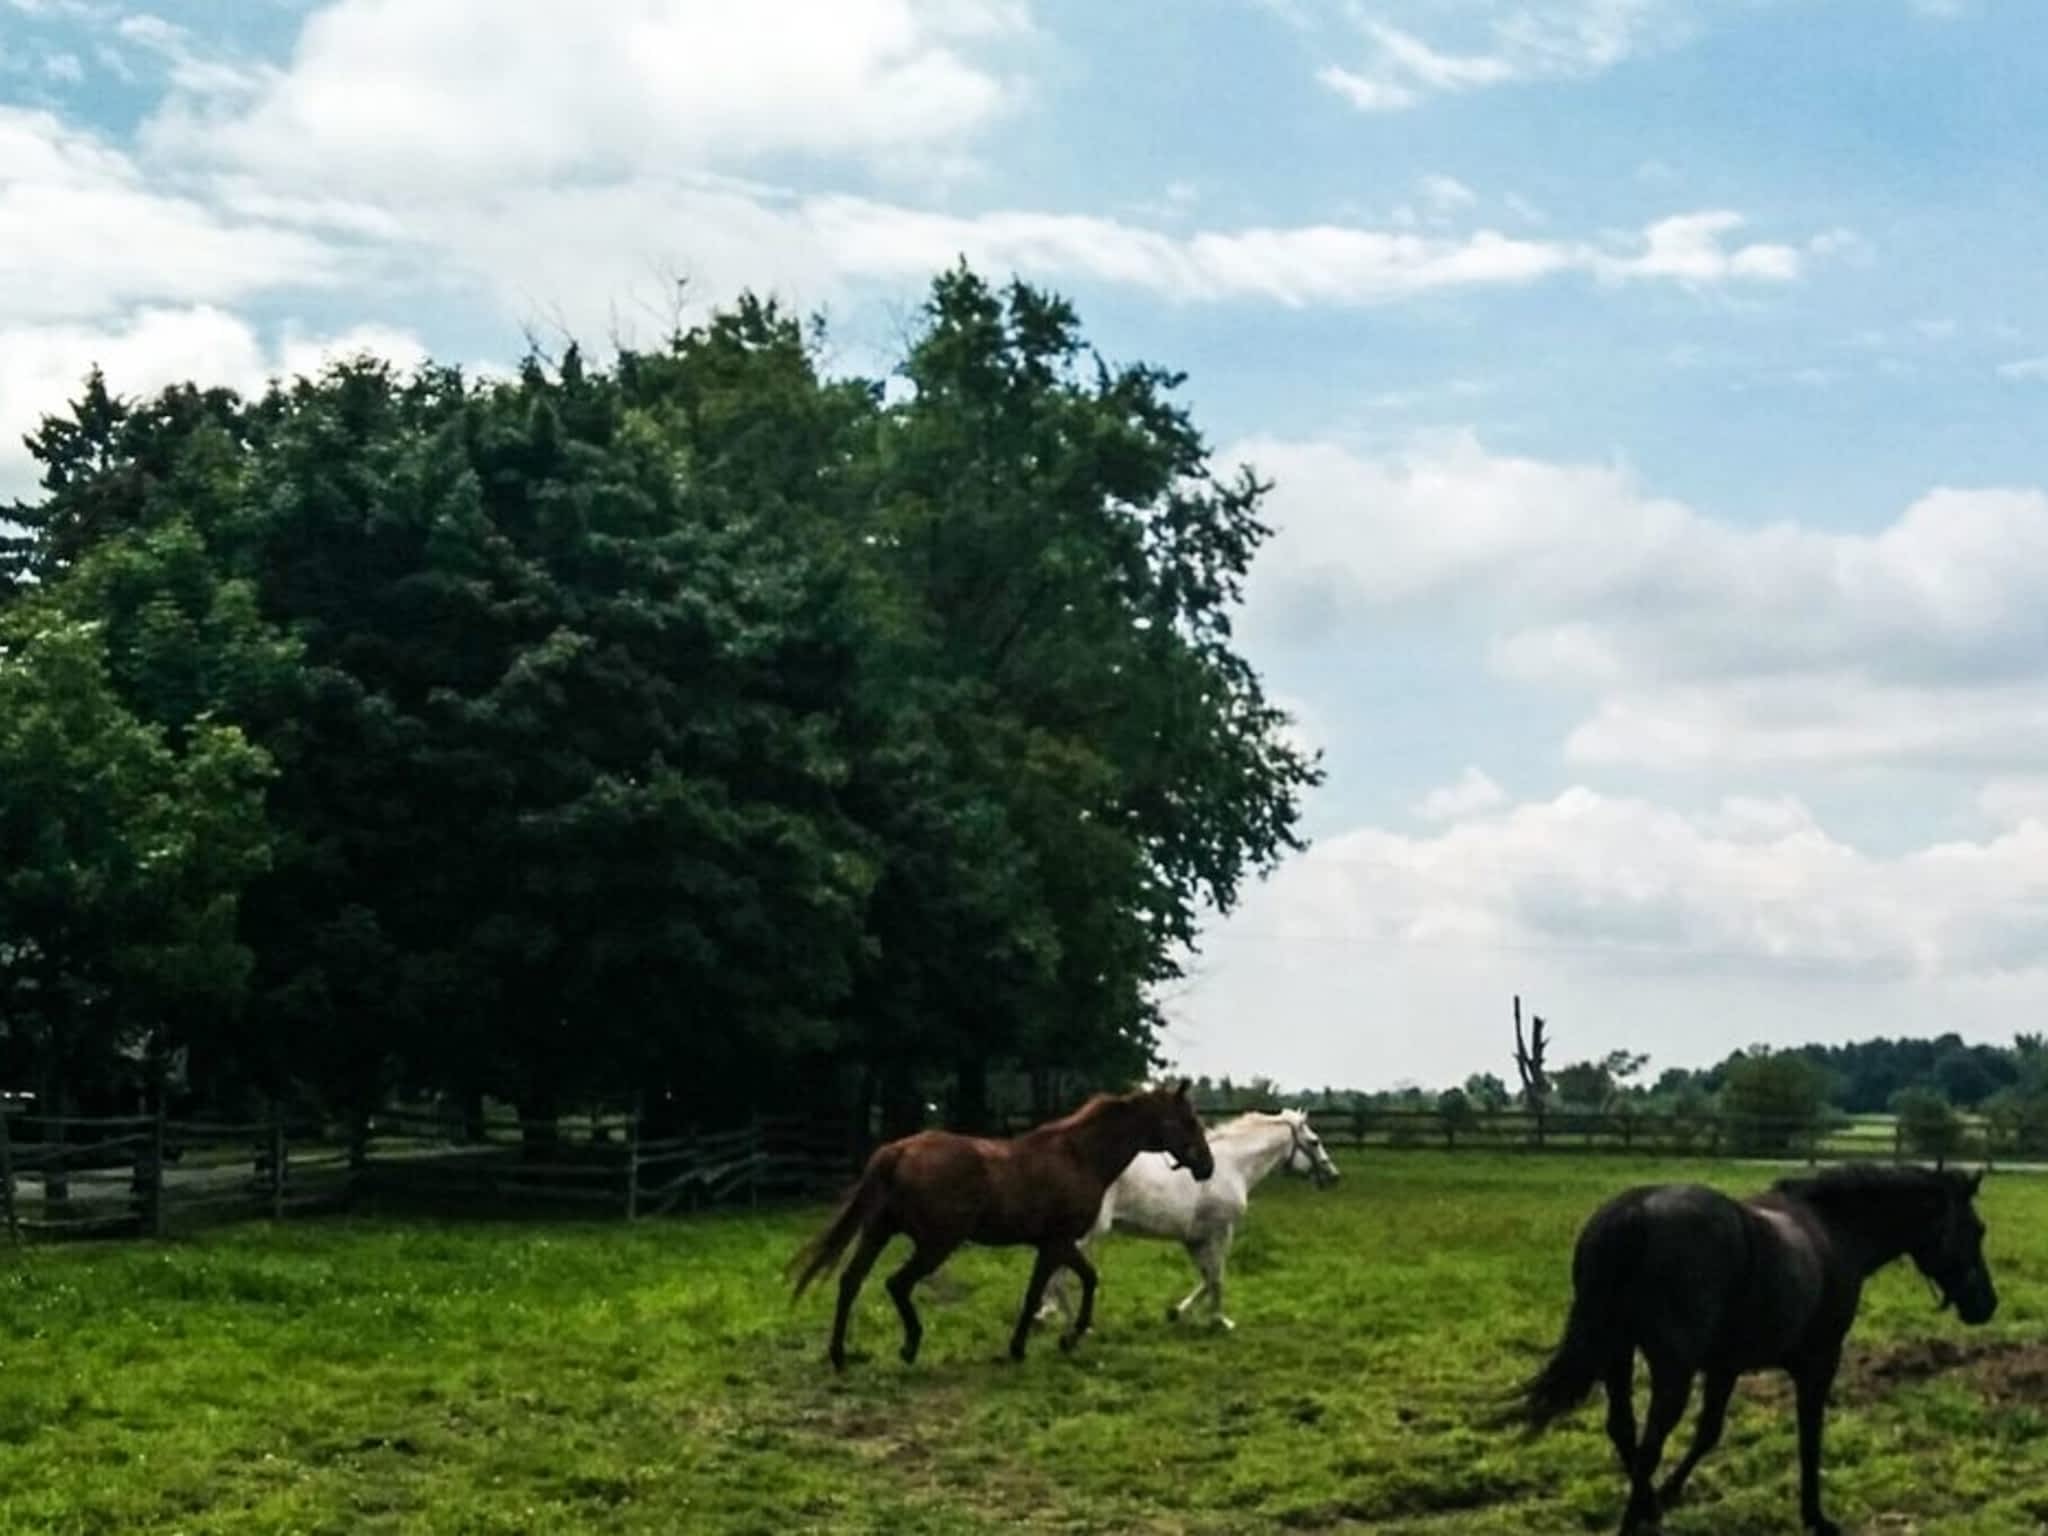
(0, 267, 1319, 1134)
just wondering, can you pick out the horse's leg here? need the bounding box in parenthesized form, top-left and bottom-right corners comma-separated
(1169, 1237, 1209, 1323)
(1058, 1242, 1100, 1352)
(1207, 1227, 1237, 1331)
(1039, 1233, 1093, 1325)
(1008, 1246, 1064, 1362)
(1658, 1367, 1735, 1508)
(1794, 1352, 1843, 1536)
(828, 1223, 891, 1372)
(1602, 1351, 1637, 1474)
(1620, 1356, 1693, 1534)
(883, 1239, 956, 1366)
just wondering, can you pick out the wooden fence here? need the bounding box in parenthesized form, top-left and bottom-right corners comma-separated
(0, 1098, 2011, 1246)
(1184, 1102, 2003, 1165)
(0, 1104, 854, 1244)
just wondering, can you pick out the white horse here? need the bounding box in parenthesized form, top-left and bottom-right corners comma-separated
(1039, 1108, 1340, 1331)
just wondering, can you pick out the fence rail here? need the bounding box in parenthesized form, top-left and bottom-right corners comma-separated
(0, 1102, 855, 1245)
(0, 1097, 2018, 1247)
(1179, 1102, 2010, 1165)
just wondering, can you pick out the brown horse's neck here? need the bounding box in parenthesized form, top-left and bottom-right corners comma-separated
(1053, 1096, 1155, 1189)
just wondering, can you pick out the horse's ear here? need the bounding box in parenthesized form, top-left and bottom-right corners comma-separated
(1969, 1169, 1985, 1194)
(1174, 1077, 1191, 1101)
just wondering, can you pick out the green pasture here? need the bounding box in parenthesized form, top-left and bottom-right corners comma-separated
(1, 1152, 2044, 1533)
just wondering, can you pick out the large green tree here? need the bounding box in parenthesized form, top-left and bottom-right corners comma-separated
(856, 270, 1320, 1125)
(0, 602, 273, 1116)
(2, 265, 1319, 1137)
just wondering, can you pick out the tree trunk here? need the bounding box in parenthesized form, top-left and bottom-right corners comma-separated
(951, 1052, 991, 1134)
(40, 1062, 69, 1211)
(878, 1062, 924, 1143)
(519, 1082, 560, 1161)
(1030, 1067, 1057, 1126)
(849, 1067, 877, 1171)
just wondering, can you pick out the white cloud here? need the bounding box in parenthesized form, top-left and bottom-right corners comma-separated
(142, 0, 1030, 193)
(1998, 356, 2048, 382)
(1418, 174, 1478, 215)
(0, 307, 427, 501)
(1236, 430, 2048, 771)
(1251, 787, 2048, 983)
(1317, 64, 1421, 112)
(0, 107, 343, 325)
(1597, 211, 1801, 284)
(1318, 2, 1690, 112)
(1979, 778, 2048, 828)
(202, 169, 1808, 346)
(1561, 677, 2048, 772)
(1414, 766, 1508, 822)
(1167, 785, 2048, 1087)
(88, 4, 1817, 342)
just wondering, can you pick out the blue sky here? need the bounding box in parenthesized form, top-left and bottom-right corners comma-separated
(7, 0, 2048, 1090)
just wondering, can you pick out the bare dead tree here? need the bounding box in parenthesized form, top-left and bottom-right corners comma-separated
(1513, 994, 1552, 1141)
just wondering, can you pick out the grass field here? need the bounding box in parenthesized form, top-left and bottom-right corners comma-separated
(2, 1153, 2045, 1534)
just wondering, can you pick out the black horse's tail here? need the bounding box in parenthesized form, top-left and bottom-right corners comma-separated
(1511, 1199, 1646, 1435)
(787, 1143, 900, 1299)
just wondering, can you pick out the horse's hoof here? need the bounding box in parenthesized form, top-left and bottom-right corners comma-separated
(829, 1352, 848, 1373)
(1058, 1331, 1082, 1353)
(1806, 1521, 1840, 1536)
(899, 1345, 919, 1365)
(1216, 1316, 1236, 1332)
(1165, 1305, 1180, 1324)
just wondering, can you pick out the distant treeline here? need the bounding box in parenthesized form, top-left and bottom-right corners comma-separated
(1204, 1032, 2045, 1117)
(1192, 1032, 2048, 1159)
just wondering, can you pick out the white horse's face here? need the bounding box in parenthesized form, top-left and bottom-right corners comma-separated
(1283, 1112, 1340, 1188)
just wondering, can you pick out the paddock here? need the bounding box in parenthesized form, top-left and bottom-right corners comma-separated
(1, 1150, 2040, 1533)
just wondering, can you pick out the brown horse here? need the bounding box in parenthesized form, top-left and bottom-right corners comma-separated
(790, 1080, 1216, 1369)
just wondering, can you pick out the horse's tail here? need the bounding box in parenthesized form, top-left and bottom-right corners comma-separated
(1508, 1198, 1645, 1436)
(787, 1144, 899, 1300)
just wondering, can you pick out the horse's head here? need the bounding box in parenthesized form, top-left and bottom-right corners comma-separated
(1909, 1168, 1997, 1325)
(1280, 1109, 1340, 1189)
(1142, 1079, 1215, 1182)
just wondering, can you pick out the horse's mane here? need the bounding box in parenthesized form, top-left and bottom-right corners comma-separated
(1039, 1091, 1125, 1131)
(1208, 1110, 1294, 1141)
(1772, 1163, 1974, 1205)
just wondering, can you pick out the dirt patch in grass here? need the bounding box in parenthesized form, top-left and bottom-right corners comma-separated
(1848, 1336, 2048, 1407)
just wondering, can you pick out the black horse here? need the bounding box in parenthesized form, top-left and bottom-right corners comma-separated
(1514, 1164, 1996, 1535)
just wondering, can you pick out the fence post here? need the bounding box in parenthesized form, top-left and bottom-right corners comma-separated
(269, 1110, 287, 1221)
(147, 1094, 168, 1238)
(347, 1109, 370, 1203)
(624, 1100, 641, 1222)
(45, 1105, 68, 1213)
(0, 1105, 16, 1246)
